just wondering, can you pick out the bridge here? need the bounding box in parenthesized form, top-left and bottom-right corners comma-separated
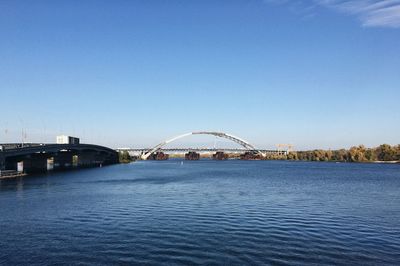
(0, 131, 289, 175)
(119, 131, 286, 160)
(0, 143, 118, 174)
(123, 148, 280, 153)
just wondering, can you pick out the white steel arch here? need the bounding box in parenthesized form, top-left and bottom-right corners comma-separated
(140, 131, 266, 160)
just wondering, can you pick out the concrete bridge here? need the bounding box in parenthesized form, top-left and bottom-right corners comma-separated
(0, 143, 118, 174)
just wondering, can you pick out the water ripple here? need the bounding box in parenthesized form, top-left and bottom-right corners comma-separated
(1, 161, 400, 265)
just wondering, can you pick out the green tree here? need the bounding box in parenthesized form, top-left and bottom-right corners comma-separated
(287, 151, 298, 160)
(376, 144, 396, 161)
(348, 145, 367, 162)
(396, 145, 400, 161)
(365, 148, 377, 161)
(267, 144, 399, 163)
(324, 150, 333, 161)
(119, 151, 132, 163)
(332, 149, 348, 162)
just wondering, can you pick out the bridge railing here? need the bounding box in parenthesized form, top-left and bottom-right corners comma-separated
(0, 143, 46, 151)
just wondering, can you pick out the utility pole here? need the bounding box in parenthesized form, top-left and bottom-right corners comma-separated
(21, 128, 25, 147)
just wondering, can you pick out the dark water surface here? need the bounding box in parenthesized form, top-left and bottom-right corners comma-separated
(1, 160, 399, 265)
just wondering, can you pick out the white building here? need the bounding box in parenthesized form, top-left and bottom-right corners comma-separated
(56, 135, 80, 145)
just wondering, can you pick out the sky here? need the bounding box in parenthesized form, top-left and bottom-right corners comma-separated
(0, 0, 399, 150)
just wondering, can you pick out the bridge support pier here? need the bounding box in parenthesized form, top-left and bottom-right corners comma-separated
(240, 152, 263, 160)
(185, 152, 200, 160)
(47, 157, 54, 171)
(0, 153, 5, 171)
(3, 155, 47, 173)
(147, 152, 169, 160)
(213, 152, 228, 160)
(23, 154, 48, 173)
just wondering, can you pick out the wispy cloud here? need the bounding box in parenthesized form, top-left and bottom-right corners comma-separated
(317, 0, 400, 27)
(265, 0, 400, 28)
(264, 0, 318, 19)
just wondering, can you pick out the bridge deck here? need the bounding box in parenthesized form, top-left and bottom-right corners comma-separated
(119, 148, 283, 153)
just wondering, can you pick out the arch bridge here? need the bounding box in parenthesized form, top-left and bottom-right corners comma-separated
(140, 131, 267, 160)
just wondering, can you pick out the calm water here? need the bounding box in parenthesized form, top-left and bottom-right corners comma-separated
(0, 160, 399, 265)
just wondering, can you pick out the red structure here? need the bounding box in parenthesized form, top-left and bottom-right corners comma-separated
(240, 152, 263, 160)
(213, 151, 228, 160)
(185, 152, 200, 160)
(147, 152, 169, 160)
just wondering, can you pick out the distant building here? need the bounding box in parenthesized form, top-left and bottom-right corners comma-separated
(56, 135, 80, 145)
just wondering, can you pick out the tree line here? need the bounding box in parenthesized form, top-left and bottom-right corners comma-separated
(118, 151, 134, 163)
(117, 144, 400, 163)
(281, 144, 400, 162)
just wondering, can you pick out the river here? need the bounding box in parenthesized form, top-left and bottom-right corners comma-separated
(0, 160, 399, 265)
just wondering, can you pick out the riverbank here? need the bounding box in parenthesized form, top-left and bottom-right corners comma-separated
(372, 160, 399, 164)
(0, 170, 26, 179)
(287, 144, 400, 163)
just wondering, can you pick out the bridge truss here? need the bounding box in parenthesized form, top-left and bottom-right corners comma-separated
(138, 131, 267, 160)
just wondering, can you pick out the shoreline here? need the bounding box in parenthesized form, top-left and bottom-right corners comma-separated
(0, 171, 27, 179)
(371, 160, 399, 164)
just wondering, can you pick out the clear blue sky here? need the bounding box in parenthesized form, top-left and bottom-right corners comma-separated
(1, 0, 399, 150)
